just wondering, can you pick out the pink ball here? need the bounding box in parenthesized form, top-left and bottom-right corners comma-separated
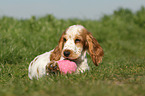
(57, 60, 77, 74)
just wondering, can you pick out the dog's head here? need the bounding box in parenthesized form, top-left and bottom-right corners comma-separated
(50, 25, 104, 66)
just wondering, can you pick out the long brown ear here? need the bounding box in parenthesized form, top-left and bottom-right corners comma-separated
(86, 32, 104, 66)
(50, 32, 64, 61)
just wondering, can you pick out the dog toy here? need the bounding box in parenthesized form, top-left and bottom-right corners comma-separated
(57, 60, 77, 74)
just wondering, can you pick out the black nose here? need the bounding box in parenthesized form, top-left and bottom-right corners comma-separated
(64, 51, 70, 57)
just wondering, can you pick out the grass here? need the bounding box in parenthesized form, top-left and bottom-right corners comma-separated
(0, 7, 145, 96)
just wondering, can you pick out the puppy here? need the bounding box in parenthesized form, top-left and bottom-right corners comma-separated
(28, 25, 104, 79)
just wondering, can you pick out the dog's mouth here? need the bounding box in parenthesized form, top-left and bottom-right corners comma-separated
(63, 56, 81, 62)
(62, 51, 81, 62)
(64, 58, 78, 61)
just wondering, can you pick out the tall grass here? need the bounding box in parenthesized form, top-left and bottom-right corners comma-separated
(0, 7, 145, 96)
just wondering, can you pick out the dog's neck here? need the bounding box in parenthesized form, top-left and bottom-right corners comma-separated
(75, 51, 89, 73)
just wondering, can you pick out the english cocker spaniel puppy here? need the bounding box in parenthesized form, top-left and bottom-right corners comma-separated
(28, 25, 104, 79)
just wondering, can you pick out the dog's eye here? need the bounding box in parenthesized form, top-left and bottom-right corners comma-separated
(75, 39, 81, 43)
(63, 38, 67, 42)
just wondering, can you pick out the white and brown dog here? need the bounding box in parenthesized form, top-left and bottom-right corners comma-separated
(28, 25, 104, 79)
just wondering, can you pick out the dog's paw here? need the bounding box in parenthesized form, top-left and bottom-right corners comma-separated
(46, 61, 60, 75)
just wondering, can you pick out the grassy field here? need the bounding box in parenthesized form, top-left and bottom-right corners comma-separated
(0, 7, 145, 96)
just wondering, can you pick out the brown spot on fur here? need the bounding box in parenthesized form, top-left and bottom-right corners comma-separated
(31, 62, 33, 66)
(34, 57, 38, 61)
(31, 57, 38, 66)
(37, 68, 39, 75)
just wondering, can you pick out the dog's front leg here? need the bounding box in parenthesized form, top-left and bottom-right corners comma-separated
(46, 61, 60, 75)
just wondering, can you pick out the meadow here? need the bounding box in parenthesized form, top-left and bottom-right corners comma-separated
(0, 7, 145, 96)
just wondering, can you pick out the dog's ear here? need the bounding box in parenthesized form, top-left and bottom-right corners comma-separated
(50, 32, 64, 61)
(86, 32, 104, 66)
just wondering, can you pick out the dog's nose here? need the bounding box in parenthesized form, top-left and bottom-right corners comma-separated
(64, 51, 70, 57)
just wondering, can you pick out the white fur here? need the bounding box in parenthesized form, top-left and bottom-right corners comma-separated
(28, 25, 89, 80)
(66, 25, 84, 36)
(28, 50, 52, 79)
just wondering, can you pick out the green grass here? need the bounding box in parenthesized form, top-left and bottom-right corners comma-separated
(0, 7, 145, 96)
